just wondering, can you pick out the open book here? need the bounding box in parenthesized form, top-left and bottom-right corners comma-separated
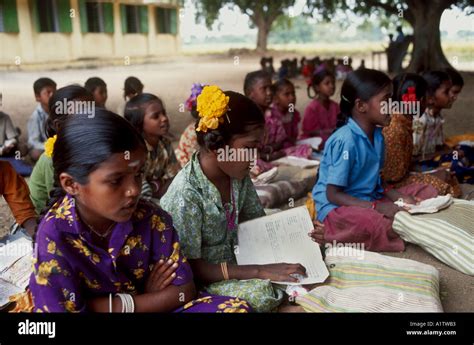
(235, 206, 329, 285)
(273, 156, 320, 169)
(296, 137, 323, 150)
(0, 237, 33, 307)
(395, 194, 453, 214)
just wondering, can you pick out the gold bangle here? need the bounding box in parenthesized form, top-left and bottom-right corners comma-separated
(221, 262, 229, 280)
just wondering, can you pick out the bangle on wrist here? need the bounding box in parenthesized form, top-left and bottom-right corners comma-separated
(220, 262, 229, 280)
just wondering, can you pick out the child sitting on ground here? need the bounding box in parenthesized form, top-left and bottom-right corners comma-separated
(412, 71, 453, 159)
(382, 72, 460, 197)
(27, 110, 250, 313)
(124, 93, 180, 201)
(263, 79, 312, 159)
(312, 69, 438, 252)
(28, 85, 94, 215)
(161, 86, 323, 312)
(175, 83, 204, 168)
(27, 78, 56, 161)
(444, 68, 464, 104)
(300, 69, 339, 150)
(85, 77, 108, 108)
(0, 111, 18, 157)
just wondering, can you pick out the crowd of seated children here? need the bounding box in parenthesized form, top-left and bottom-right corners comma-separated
(2, 63, 471, 313)
(124, 93, 180, 202)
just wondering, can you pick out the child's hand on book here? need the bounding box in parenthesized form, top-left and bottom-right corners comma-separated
(257, 263, 307, 283)
(375, 202, 403, 219)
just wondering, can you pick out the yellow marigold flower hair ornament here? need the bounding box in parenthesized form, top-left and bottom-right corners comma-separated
(196, 85, 230, 133)
(44, 135, 57, 158)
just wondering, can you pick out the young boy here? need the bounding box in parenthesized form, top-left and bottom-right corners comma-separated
(85, 77, 108, 108)
(243, 70, 272, 114)
(444, 68, 464, 104)
(27, 78, 56, 161)
(0, 111, 18, 157)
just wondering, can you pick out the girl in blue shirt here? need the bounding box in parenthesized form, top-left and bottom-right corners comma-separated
(311, 69, 438, 252)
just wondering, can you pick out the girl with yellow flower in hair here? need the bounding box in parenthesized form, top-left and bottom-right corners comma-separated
(162, 87, 321, 312)
(28, 108, 250, 313)
(28, 85, 94, 215)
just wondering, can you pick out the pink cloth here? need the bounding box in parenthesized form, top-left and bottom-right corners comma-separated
(264, 105, 312, 158)
(322, 183, 438, 252)
(300, 99, 339, 147)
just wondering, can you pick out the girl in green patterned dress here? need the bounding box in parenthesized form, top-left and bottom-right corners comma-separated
(161, 86, 309, 312)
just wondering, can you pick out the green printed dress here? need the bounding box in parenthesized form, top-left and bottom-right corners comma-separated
(161, 152, 284, 312)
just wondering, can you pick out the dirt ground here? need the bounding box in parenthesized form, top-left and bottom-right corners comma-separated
(0, 54, 473, 312)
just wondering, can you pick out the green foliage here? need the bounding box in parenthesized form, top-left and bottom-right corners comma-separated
(195, 0, 297, 28)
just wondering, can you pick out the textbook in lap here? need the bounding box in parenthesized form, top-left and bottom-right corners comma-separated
(0, 237, 33, 308)
(235, 206, 329, 285)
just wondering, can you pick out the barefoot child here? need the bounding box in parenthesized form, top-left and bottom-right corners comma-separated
(28, 110, 251, 313)
(161, 87, 318, 312)
(124, 93, 180, 200)
(301, 69, 339, 149)
(313, 69, 438, 252)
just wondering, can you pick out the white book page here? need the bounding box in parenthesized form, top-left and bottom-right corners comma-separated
(236, 206, 329, 285)
(395, 194, 453, 214)
(0, 254, 33, 290)
(296, 137, 323, 150)
(0, 278, 23, 307)
(0, 237, 32, 273)
(273, 156, 320, 168)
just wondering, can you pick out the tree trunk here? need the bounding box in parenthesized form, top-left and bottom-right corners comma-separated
(256, 19, 270, 52)
(406, 0, 453, 73)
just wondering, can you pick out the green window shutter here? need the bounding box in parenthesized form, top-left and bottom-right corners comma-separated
(170, 8, 177, 35)
(2, 0, 19, 32)
(57, 0, 72, 33)
(78, 0, 88, 33)
(103, 2, 114, 33)
(156, 7, 165, 33)
(29, 0, 40, 32)
(139, 5, 148, 33)
(120, 4, 127, 33)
